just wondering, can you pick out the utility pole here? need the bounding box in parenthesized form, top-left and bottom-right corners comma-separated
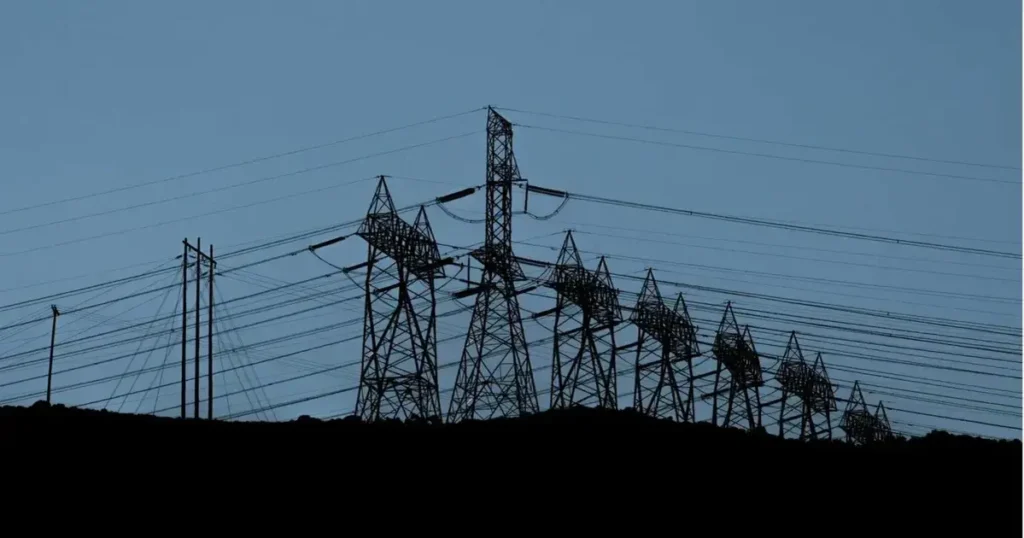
(181, 238, 215, 419)
(45, 304, 60, 404)
(208, 244, 215, 420)
(194, 237, 201, 419)
(181, 239, 188, 419)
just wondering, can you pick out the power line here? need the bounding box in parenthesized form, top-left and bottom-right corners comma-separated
(716, 302, 1019, 353)
(523, 189, 1021, 249)
(625, 273, 1020, 336)
(1, 266, 474, 405)
(565, 230, 1019, 288)
(496, 106, 1021, 171)
(507, 212, 1021, 272)
(492, 274, 1021, 382)
(0, 106, 484, 218)
(743, 316, 1021, 363)
(0, 278, 362, 374)
(885, 406, 1021, 431)
(0, 133, 478, 257)
(0, 175, 371, 239)
(501, 243, 1021, 336)
(517, 123, 1019, 186)
(493, 263, 1022, 380)
(743, 328, 1019, 384)
(31, 295, 476, 411)
(520, 238, 1020, 309)
(0, 258, 181, 315)
(534, 187, 1021, 259)
(829, 363, 1020, 397)
(437, 238, 1019, 338)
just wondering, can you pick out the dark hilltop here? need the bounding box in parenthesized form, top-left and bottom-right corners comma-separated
(3, 401, 1019, 523)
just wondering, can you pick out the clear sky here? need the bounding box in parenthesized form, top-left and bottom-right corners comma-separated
(0, 1, 1019, 437)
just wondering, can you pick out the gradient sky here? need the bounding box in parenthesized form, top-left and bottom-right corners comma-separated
(0, 1, 1019, 437)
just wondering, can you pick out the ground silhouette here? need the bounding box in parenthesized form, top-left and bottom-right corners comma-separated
(3, 400, 1018, 520)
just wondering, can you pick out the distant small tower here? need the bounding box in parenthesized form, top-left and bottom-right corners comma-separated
(710, 302, 764, 430)
(774, 332, 837, 440)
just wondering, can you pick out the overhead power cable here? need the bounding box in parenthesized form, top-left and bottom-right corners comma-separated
(471, 239, 1021, 336)
(560, 219, 1021, 271)
(0, 133, 478, 257)
(564, 232, 1021, 288)
(515, 238, 1020, 318)
(0, 281, 363, 374)
(496, 106, 1020, 171)
(517, 123, 1019, 187)
(524, 185, 1021, 259)
(30, 296, 475, 411)
(0, 181, 477, 315)
(526, 285, 1021, 380)
(0, 106, 484, 218)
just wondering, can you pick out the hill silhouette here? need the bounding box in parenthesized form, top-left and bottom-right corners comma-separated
(4, 400, 1019, 519)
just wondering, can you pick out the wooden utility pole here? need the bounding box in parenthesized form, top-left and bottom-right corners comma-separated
(181, 238, 215, 419)
(207, 244, 215, 420)
(46, 305, 60, 404)
(182, 239, 188, 419)
(194, 238, 201, 419)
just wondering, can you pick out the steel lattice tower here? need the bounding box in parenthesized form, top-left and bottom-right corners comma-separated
(539, 231, 622, 410)
(448, 108, 539, 422)
(773, 332, 837, 440)
(709, 302, 763, 430)
(354, 176, 446, 422)
(840, 381, 893, 445)
(630, 269, 701, 422)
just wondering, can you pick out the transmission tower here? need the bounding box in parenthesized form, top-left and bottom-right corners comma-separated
(840, 381, 893, 445)
(448, 107, 539, 421)
(630, 269, 701, 422)
(772, 332, 837, 440)
(353, 176, 446, 422)
(709, 302, 763, 430)
(536, 231, 622, 410)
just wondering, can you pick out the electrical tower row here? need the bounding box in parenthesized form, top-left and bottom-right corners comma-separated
(266, 107, 892, 444)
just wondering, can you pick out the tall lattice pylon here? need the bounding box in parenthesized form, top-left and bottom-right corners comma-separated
(354, 176, 445, 422)
(448, 108, 538, 422)
(710, 302, 763, 430)
(774, 332, 837, 440)
(630, 269, 701, 422)
(542, 231, 622, 410)
(840, 381, 893, 445)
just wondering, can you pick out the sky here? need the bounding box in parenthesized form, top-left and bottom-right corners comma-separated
(0, 1, 1019, 438)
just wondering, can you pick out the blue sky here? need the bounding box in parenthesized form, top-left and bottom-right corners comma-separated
(0, 1, 1019, 437)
